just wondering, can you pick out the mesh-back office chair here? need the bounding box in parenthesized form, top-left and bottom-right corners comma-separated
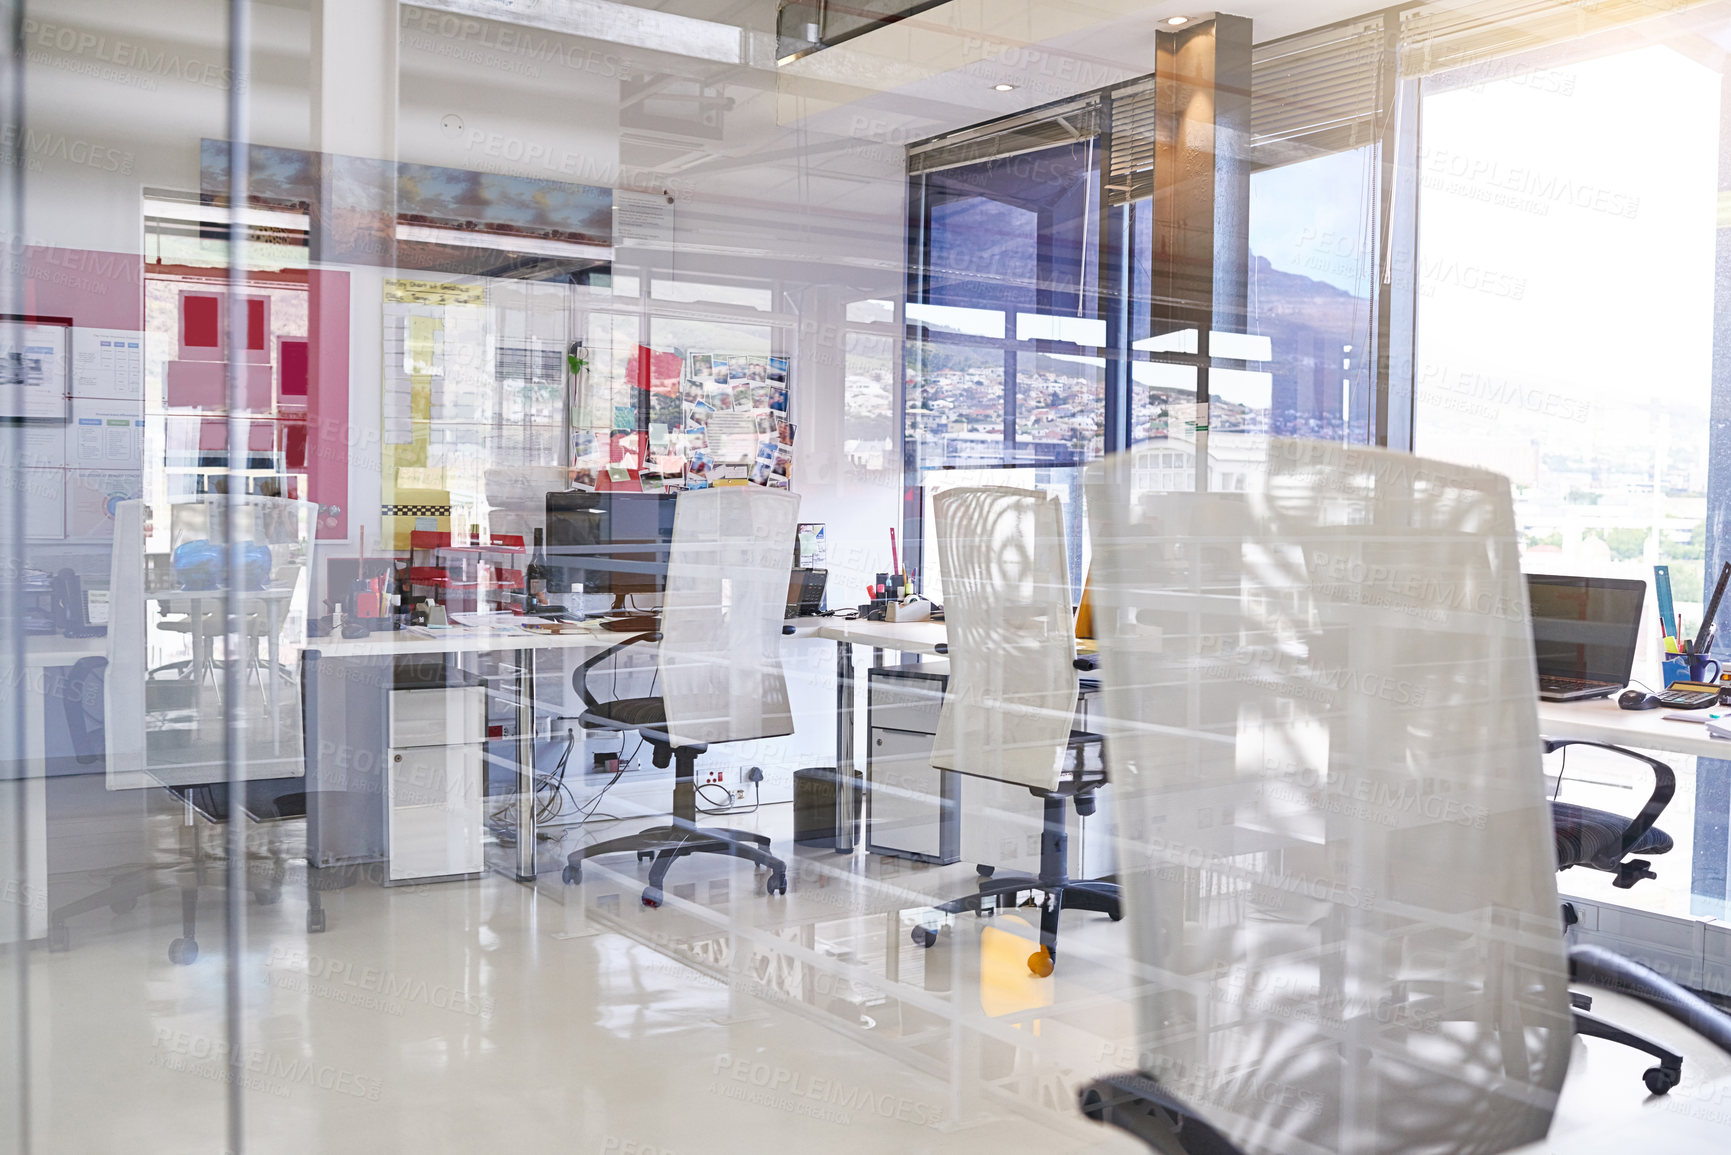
(910, 487, 1120, 977)
(1076, 439, 1731, 1154)
(562, 486, 801, 907)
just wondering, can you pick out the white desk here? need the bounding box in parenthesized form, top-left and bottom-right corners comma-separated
(301, 620, 619, 879)
(1539, 695, 1730, 761)
(814, 619, 947, 854)
(302, 619, 830, 878)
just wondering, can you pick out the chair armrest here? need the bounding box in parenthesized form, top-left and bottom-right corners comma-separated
(1541, 737, 1676, 866)
(1571, 943, 1731, 1057)
(571, 631, 659, 712)
(1079, 1072, 1247, 1155)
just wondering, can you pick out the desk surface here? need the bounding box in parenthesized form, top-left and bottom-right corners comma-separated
(1539, 695, 1731, 760)
(301, 618, 829, 658)
(815, 618, 1730, 761)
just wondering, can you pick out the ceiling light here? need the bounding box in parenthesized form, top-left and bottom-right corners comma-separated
(994, 83, 1016, 91)
(1166, 15, 1190, 25)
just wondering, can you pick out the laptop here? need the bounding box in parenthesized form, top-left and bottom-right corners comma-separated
(1526, 574, 1646, 701)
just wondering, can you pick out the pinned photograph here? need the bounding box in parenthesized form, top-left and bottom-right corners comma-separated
(685, 451, 713, 490)
(768, 356, 788, 384)
(750, 440, 777, 486)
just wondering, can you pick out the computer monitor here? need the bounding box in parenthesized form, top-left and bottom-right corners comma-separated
(544, 490, 678, 609)
(1526, 574, 1645, 695)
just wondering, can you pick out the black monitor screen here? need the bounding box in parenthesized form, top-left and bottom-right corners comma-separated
(1526, 574, 1645, 686)
(545, 491, 677, 606)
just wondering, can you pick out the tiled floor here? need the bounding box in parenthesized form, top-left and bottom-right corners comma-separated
(18, 802, 1731, 1153)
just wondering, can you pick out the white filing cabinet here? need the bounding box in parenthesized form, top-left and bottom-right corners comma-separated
(866, 663, 958, 863)
(865, 659, 1107, 877)
(387, 685, 485, 884)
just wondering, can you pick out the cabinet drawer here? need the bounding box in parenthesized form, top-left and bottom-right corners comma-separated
(390, 687, 485, 748)
(868, 675, 946, 735)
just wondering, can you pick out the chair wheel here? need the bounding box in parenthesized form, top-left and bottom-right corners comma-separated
(169, 938, 199, 965)
(637, 851, 653, 863)
(976, 865, 995, 878)
(306, 908, 326, 934)
(110, 896, 138, 914)
(1027, 947, 1054, 977)
(562, 864, 580, 885)
(642, 887, 662, 908)
(911, 925, 938, 948)
(1108, 905, 1124, 923)
(48, 924, 70, 953)
(1644, 1066, 1679, 1095)
(767, 872, 787, 896)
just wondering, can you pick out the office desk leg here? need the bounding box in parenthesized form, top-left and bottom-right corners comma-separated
(834, 640, 856, 855)
(513, 647, 537, 880)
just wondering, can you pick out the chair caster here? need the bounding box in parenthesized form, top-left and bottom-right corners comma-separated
(1644, 1065, 1681, 1095)
(637, 851, 653, 863)
(976, 865, 995, 878)
(911, 925, 939, 949)
(1107, 905, 1124, 923)
(48, 924, 70, 953)
(766, 872, 787, 896)
(642, 887, 662, 908)
(306, 908, 326, 934)
(169, 937, 199, 965)
(1027, 947, 1054, 977)
(562, 864, 580, 885)
(110, 896, 138, 914)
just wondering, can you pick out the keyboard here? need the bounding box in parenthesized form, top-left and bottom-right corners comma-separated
(1537, 674, 1618, 701)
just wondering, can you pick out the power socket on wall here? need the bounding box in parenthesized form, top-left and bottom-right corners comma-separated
(701, 768, 727, 786)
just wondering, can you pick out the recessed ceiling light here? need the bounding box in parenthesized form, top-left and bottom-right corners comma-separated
(1166, 15, 1190, 25)
(994, 83, 1016, 91)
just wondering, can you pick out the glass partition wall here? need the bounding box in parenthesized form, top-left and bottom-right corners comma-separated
(5, 2, 1731, 1153)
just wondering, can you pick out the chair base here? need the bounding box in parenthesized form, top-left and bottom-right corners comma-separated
(913, 790, 1120, 975)
(562, 819, 786, 907)
(1574, 1008, 1683, 1095)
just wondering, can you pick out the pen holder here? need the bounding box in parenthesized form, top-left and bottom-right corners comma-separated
(1664, 652, 1721, 687)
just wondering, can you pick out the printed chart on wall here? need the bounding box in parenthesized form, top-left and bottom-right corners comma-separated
(4, 318, 143, 539)
(0, 319, 71, 421)
(681, 352, 791, 490)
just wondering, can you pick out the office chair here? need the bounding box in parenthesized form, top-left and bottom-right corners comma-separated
(49, 655, 326, 963)
(909, 486, 1120, 977)
(1542, 736, 1689, 1093)
(1076, 438, 1731, 1155)
(561, 486, 801, 907)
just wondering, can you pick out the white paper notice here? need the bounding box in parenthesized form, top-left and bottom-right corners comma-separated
(706, 411, 758, 463)
(71, 328, 145, 400)
(67, 399, 144, 467)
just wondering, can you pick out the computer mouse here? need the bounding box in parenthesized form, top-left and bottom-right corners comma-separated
(1618, 689, 1661, 710)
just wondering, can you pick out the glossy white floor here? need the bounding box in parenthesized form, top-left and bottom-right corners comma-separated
(21, 802, 1731, 1154)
